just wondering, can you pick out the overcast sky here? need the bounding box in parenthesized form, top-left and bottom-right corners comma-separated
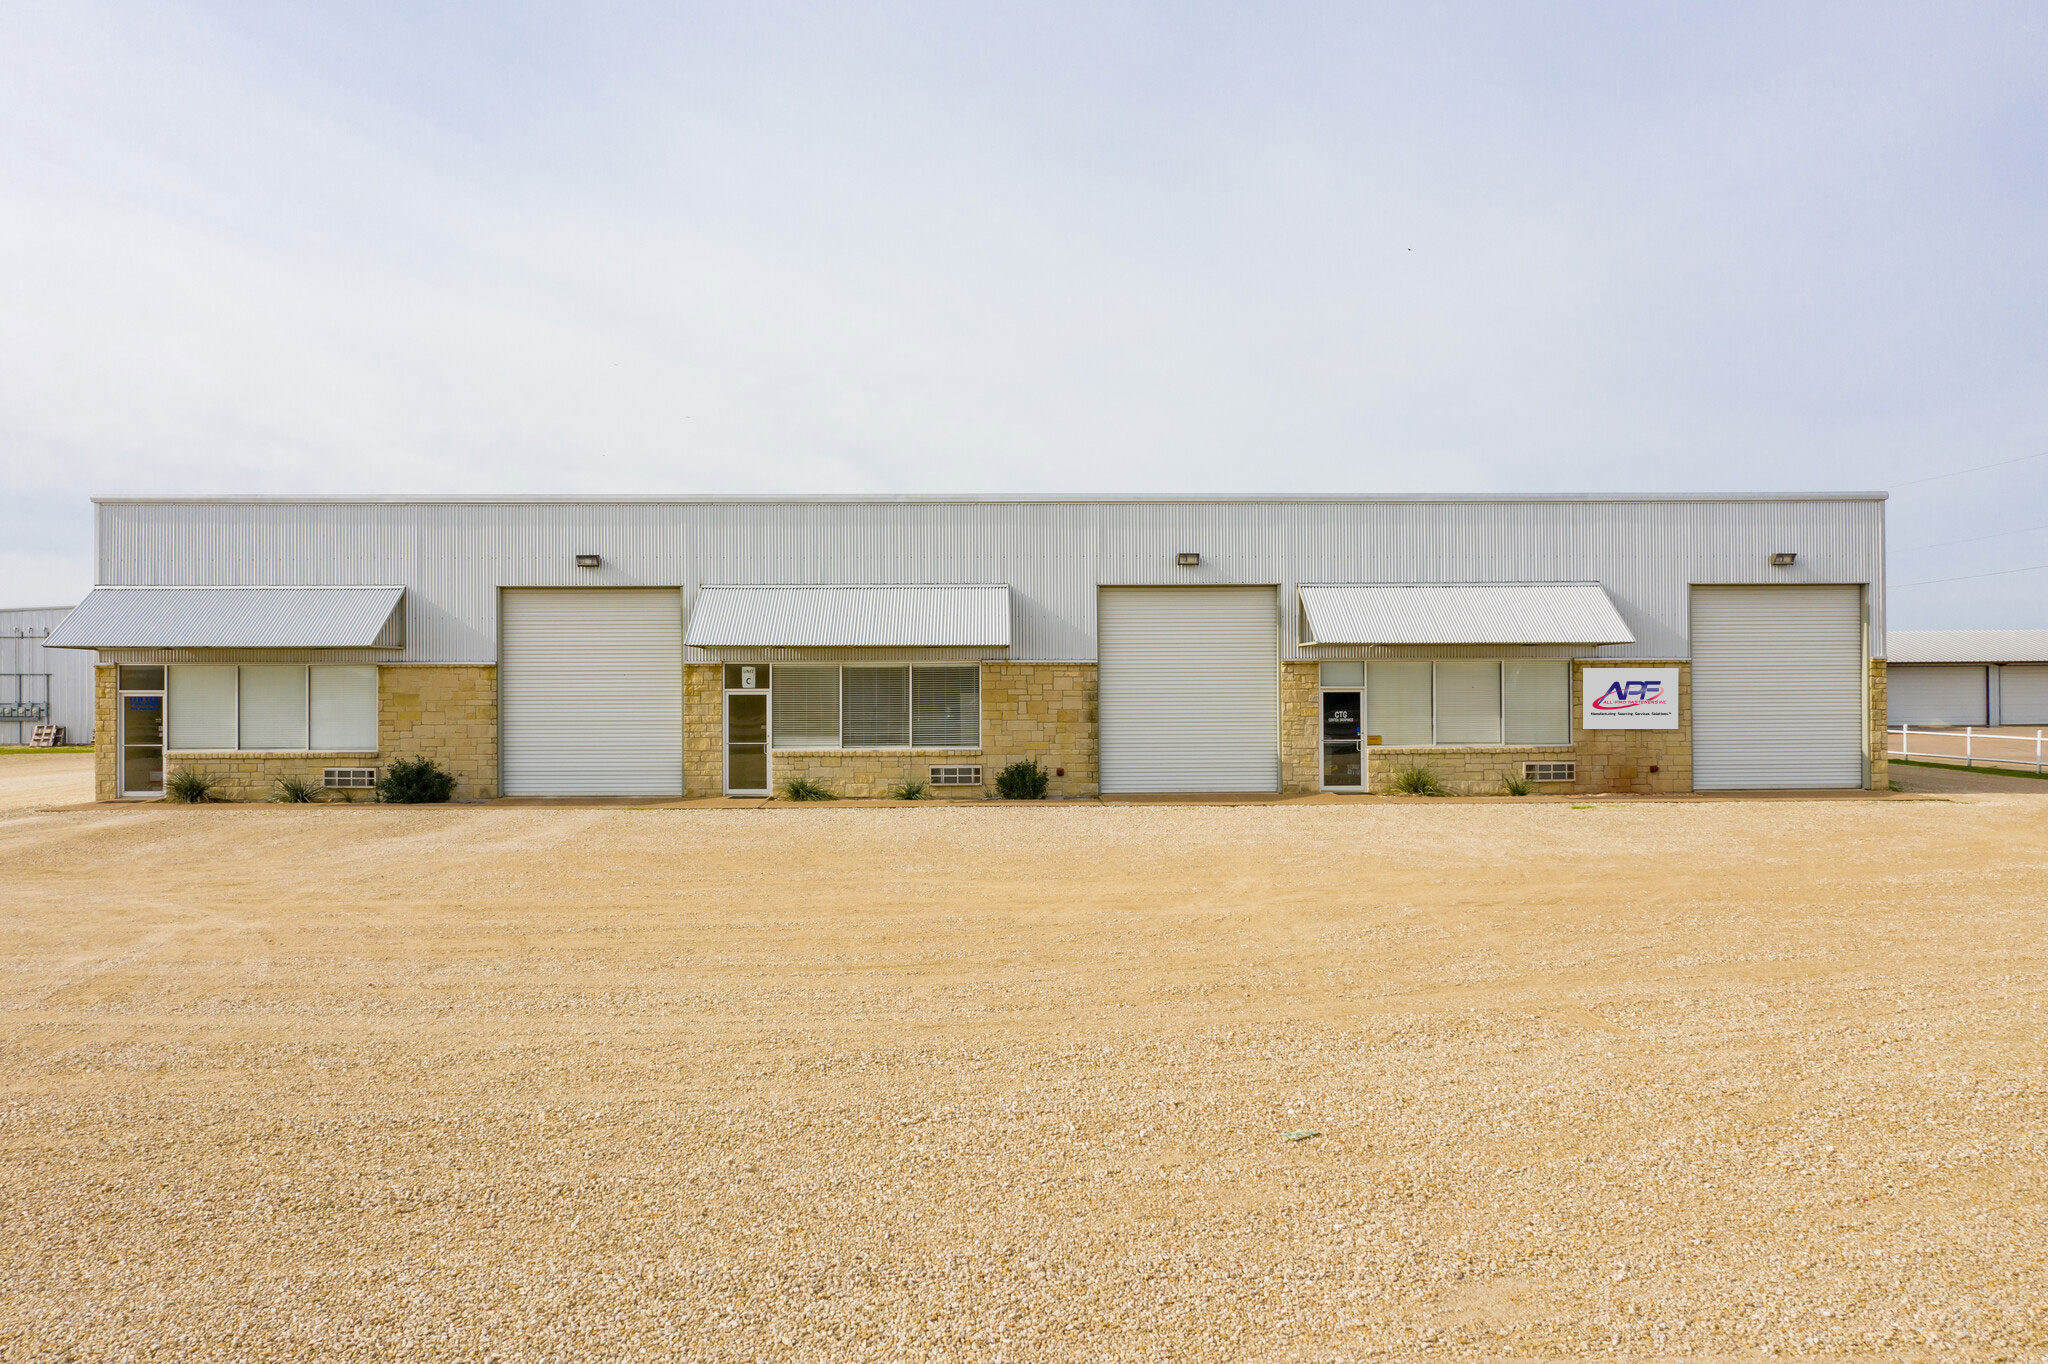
(3, 3, 2044, 626)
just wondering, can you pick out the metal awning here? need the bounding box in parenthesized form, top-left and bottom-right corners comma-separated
(45, 586, 406, 649)
(685, 584, 1011, 648)
(1298, 582, 1634, 646)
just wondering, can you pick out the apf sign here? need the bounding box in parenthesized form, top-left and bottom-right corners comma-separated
(1580, 667, 1680, 729)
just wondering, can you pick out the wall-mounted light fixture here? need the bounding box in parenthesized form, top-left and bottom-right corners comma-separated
(575, 553, 602, 569)
(1769, 551, 1797, 567)
(1176, 552, 1201, 567)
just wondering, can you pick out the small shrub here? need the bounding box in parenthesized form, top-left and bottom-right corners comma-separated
(1385, 764, 1447, 796)
(995, 759, 1050, 800)
(1500, 773, 1532, 797)
(780, 776, 836, 801)
(377, 756, 455, 804)
(164, 768, 220, 803)
(889, 779, 929, 800)
(272, 774, 323, 803)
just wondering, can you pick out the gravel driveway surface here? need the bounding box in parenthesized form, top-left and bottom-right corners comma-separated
(1, 797, 2042, 1360)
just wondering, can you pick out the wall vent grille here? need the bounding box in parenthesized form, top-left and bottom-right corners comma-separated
(1523, 761, 1576, 783)
(929, 764, 983, 786)
(324, 767, 378, 789)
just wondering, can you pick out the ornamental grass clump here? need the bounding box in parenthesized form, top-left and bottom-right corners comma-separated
(1386, 764, 1448, 797)
(995, 759, 1050, 800)
(377, 756, 455, 804)
(889, 779, 929, 800)
(780, 776, 836, 801)
(1500, 773, 1532, 797)
(164, 769, 220, 803)
(271, 775, 322, 803)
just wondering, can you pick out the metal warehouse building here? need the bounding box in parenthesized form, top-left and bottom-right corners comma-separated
(1, 606, 95, 745)
(1885, 630, 2048, 727)
(48, 494, 1889, 801)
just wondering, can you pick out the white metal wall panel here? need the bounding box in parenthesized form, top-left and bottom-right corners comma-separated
(1692, 586, 1865, 790)
(1098, 587, 1278, 793)
(1885, 665, 1988, 726)
(500, 589, 682, 796)
(0, 607, 96, 741)
(2000, 665, 2048, 724)
(93, 496, 1886, 666)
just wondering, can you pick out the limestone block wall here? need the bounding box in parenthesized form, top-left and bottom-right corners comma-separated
(1279, 662, 1320, 795)
(93, 666, 117, 801)
(100, 664, 498, 802)
(1868, 658, 1888, 790)
(686, 661, 1098, 798)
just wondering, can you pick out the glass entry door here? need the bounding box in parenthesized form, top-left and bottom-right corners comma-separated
(724, 692, 769, 795)
(1322, 689, 1363, 789)
(121, 691, 166, 797)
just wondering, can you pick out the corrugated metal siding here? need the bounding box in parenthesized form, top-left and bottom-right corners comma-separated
(1999, 666, 2048, 724)
(1297, 582, 1633, 645)
(1691, 586, 1866, 790)
(46, 586, 404, 649)
(0, 607, 95, 741)
(1886, 665, 1989, 726)
(92, 497, 1886, 664)
(684, 585, 1010, 647)
(1888, 630, 2048, 665)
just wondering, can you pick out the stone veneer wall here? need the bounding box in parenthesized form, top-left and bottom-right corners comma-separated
(1868, 658, 1888, 791)
(1283, 659, 1695, 796)
(98, 665, 498, 802)
(683, 661, 1097, 798)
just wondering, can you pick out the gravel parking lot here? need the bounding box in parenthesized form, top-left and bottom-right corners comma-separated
(2, 794, 2043, 1360)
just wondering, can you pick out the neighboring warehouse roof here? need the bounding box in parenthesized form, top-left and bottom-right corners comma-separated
(45, 586, 406, 649)
(685, 585, 1012, 648)
(1297, 582, 1636, 646)
(1887, 630, 2048, 664)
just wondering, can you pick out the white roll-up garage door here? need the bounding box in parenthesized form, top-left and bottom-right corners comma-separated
(1098, 586, 1278, 793)
(1691, 585, 1865, 790)
(1885, 665, 1988, 726)
(2001, 665, 2048, 724)
(500, 588, 683, 796)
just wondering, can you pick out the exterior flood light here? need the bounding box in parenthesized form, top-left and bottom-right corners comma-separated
(1769, 552, 1797, 567)
(1176, 552, 1201, 567)
(575, 553, 602, 568)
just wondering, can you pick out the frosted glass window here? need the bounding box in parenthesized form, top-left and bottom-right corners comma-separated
(771, 665, 839, 748)
(911, 666, 979, 748)
(310, 666, 379, 751)
(167, 665, 238, 750)
(238, 665, 308, 750)
(1503, 661, 1571, 745)
(1435, 661, 1502, 744)
(1320, 660, 1363, 687)
(843, 666, 910, 747)
(1367, 661, 1433, 746)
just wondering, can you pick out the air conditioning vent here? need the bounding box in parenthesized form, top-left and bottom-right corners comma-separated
(1523, 761, 1575, 783)
(929, 764, 982, 787)
(324, 767, 378, 789)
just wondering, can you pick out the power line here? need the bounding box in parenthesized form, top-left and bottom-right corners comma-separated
(1890, 449, 2048, 488)
(1892, 521, 2048, 553)
(1892, 561, 2048, 588)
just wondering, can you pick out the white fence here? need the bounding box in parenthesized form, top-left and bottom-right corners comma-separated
(1890, 725, 2048, 773)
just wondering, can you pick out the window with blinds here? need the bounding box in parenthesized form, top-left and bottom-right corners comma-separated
(1367, 661, 1433, 746)
(1503, 661, 1570, 745)
(843, 667, 911, 747)
(911, 666, 979, 748)
(311, 666, 379, 750)
(770, 665, 840, 748)
(167, 664, 238, 749)
(170, 664, 378, 752)
(238, 665, 310, 750)
(1434, 660, 1503, 744)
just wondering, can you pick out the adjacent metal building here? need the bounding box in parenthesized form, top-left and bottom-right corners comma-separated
(1886, 630, 2048, 727)
(50, 494, 1890, 800)
(0, 606, 94, 744)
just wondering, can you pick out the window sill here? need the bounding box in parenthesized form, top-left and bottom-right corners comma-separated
(1369, 743, 1576, 752)
(166, 749, 381, 758)
(770, 747, 983, 755)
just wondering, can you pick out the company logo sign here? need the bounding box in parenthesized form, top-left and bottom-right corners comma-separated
(1581, 667, 1680, 729)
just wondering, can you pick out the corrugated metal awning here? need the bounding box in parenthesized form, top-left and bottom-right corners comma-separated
(1298, 582, 1634, 646)
(45, 586, 406, 649)
(685, 585, 1011, 648)
(1888, 629, 2048, 664)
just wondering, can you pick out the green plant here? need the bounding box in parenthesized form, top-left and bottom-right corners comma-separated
(164, 768, 220, 803)
(1500, 772, 1532, 797)
(1385, 764, 1447, 796)
(889, 779, 930, 800)
(377, 756, 455, 804)
(780, 775, 836, 801)
(271, 774, 323, 803)
(995, 759, 1050, 800)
